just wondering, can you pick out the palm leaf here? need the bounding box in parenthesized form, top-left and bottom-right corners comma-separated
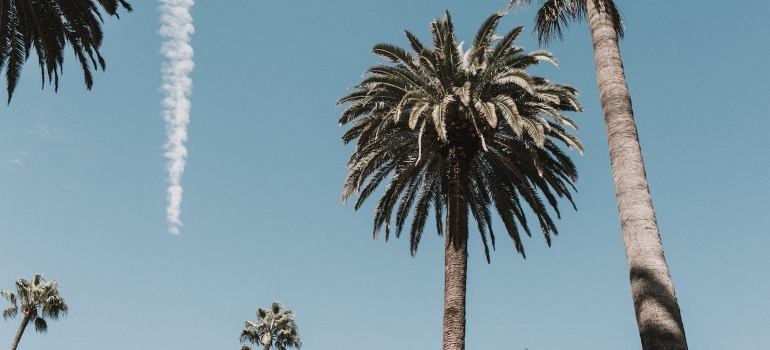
(468, 12, 505, 64)
(0, 0, 132, 103)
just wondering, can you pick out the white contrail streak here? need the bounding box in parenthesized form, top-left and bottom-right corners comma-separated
(159, 0, 194, 235)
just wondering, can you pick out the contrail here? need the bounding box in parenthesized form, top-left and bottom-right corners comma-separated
(159, 0, 194, 234)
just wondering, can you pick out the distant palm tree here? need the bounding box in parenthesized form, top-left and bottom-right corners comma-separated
(240, 302, 301, 350)
(0, 0, 133, 103)
(0, 274, 69, 350)
(508, 1, 688, 349)
(339, 11, 582, 350)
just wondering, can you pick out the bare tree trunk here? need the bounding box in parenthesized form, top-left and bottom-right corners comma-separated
(442, 145, 470, 350)
(585, 1, 688, 349)
(10, 314, 31, 350)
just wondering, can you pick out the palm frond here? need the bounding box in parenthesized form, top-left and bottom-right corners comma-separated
(1, 289, 18, 320)
(34, 317, 48, 333)
(408, 156, 442, 255)
(96, 0, 133, 17)
(511, 0, 624, 45)
(468, 12, 505, 64)
(0, 0, 132, 103)
(532, 0, 575, 44)
(372, 43, 420, 72)
(489, 25, 525, 66)
(403, 30, 425, 54)
(529, 49, 559, 68)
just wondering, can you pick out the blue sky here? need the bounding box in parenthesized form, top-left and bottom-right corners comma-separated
(1, 1, 768, 349)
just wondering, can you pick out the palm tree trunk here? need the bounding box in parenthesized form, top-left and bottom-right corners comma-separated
(442, 145, 470, 350)
(263, 343, 270, 350)
(10, 314, 31, 350)
(585, 1, 688, 349)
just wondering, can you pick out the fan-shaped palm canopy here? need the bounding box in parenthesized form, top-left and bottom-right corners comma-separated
(1, 274, 68, 332)
(240, 302, 301, 350)
(0, 0, 133, 103)
(339, 11, 583, 261)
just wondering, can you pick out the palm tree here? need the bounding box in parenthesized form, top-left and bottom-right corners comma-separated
(508, 1, 688, 349)
(0, 0, 133, 104)
(338, 11, 582, 350)
(240, 302, 301, 350)
(0, 274, 69, 350)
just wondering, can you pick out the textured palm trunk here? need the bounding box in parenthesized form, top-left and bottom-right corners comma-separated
(10, 314, 31, 350)
(442, 145, 470, 350)
(586, 1, 688, 349)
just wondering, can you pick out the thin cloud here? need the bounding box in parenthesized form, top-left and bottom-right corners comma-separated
(0, 151, 28, 170)
(1, 158, 25, 168)
(28, 124, 64, 140)
(159, 0, 195, 235)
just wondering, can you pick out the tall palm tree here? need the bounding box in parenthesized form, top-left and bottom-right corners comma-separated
(508, 1, 688, 349)
(0, 0, 133, 104)
(240, 302, 301, 350)
(338, 11, 582, 350)
(0, 274, 69, 350)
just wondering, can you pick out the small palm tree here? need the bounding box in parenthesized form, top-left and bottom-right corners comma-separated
(0, 0, 133, 103)
(339, 11, 582, 350)
(508, 1, 688, 348)
(240, 302, 301, 350)
(0, 274, 69, 350)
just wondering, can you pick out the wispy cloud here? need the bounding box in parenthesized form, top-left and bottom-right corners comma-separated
(2, 124, 64, 171)
(1, 157, 25, 168)
(0, 150, 28, 171)
(159, 0, 195, 235)
(28, 124, 64, 140)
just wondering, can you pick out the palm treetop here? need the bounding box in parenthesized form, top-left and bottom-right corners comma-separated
(339, 11, 583, 146)
(1, 274, 68, 329)
(240, 302, 301, 350)
(1, 274, 69, 350)
(339, 11, 583, 261)
(508, 0, 624, 44)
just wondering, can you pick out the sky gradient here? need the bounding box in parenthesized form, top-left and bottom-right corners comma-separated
(1, 1, 768, 349)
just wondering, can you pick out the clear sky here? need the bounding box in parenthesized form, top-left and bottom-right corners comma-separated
(1, 1, 768, 349)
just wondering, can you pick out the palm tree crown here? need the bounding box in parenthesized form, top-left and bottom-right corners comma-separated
(1, 274, 68, 350)
(339, 11, 583, 350)
(339, 10, 583, 260)
(240, 302, 301, 350)
(0, 0, 133, 103)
